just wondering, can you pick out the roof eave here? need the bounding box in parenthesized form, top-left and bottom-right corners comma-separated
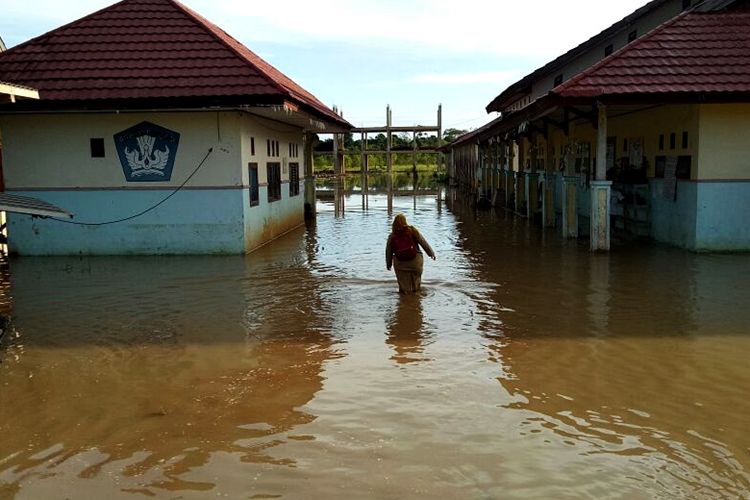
(551, 90, 750, 106)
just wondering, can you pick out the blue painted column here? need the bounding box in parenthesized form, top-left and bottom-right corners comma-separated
(561, 175, 579, 238)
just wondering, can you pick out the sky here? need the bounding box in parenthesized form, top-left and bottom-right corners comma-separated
(1, 0, 650, 132)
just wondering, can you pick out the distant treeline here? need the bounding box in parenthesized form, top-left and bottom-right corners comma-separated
(313, 128, 467, 170)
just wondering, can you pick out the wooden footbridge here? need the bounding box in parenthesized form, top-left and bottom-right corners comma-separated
(315, 105, 445, 174)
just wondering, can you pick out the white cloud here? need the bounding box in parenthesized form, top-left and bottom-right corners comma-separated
(209, 0, 649, 58)
(408, 70, 524, 85)
(3, 0, 650, 59)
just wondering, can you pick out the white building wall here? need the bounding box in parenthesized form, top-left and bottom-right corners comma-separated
(0, 110, 308, 254)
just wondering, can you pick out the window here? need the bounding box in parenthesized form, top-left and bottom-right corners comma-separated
(267, 139, 280, 157)
(553, 74, 563, 87)
(249, 162, 259, 206)
(682, 131, 689, 149)
(267, 162, 281, 202)
(289, 143, 299, 158)
(655, 155, 692, 179)
(250, 137, 255, 156)
(670, 132, 676, 150)
(628, 30, 638, 43)
(289, 162, 300, 197)
(90, 138, 105, 158)
(659, 134, 665, 151)
(604, 44, 614, 57)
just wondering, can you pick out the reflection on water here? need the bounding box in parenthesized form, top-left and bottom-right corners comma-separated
(386, 293, 430, 365)
(1, 174, 749, 499)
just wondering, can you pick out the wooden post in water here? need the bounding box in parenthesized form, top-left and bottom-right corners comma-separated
(303, 132, 316, 220)
(333, 132, 340, 176)
(437, 104, 443, 173)
(386, 105, 393, 174)
(412, 130, 418, 175)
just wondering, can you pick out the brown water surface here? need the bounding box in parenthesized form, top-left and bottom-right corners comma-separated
(1, 179, 749, 499)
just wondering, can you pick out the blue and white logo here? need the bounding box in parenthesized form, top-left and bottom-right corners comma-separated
(114, 121, 180, 182)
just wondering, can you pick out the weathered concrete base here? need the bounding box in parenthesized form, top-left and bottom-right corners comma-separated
(590, 180, 612, 251)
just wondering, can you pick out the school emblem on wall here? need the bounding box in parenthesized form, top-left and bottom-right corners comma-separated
(114, 121, 180, 182)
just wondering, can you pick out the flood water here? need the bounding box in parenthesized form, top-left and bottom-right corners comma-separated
(1, 175, 749, 499)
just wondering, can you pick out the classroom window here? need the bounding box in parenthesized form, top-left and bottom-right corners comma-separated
(289, 162, 300, 197)
(267, 139, 280, 157)
(267, 162, 281, 202)
(248, 162, 259, 206)
(250, 137, 255, 156)
(655, 155, 692, 179)
(604, 44, 614, 57)
(659, 134, 665, 151)
(670, 132, 676, 150)
(90, 138, 105, 158)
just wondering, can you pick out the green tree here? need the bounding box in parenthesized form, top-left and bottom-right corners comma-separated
(443, 128, 469, 143)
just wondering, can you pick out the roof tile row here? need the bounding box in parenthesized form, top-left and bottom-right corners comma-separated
(554, 11, 750, 99)
(0, 0, 349, 127)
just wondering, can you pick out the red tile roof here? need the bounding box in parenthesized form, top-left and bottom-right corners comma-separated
(552, 10, 750, 101)
(0, 0, 350, 127)
(485, 0, 674, 113)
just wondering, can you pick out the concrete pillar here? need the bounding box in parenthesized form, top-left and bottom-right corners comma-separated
(515, 171, 527, 215)
(591, 103, 611, 251)
(541, 172, 556, 227)
(503, 168, 511, 208)
(303, 133, 316, 220)
(590, 180, 612, 251)
(526, 172, 539, 220)
(562, 175, 579, 238)
(333, 132, 343, 177)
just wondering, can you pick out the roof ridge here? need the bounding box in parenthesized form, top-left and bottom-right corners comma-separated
(552, 7, 693, 97)
(167, 0, 337, 120)
(165, 0, 289, 98)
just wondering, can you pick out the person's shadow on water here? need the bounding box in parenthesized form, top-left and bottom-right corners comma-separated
(385, 293, 428, 365)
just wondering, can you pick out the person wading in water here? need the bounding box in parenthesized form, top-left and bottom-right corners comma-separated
(385, 213, 436, 294)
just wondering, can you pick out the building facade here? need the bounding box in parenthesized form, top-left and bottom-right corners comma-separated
(0, 0, 350, 255)
(447, 0, 750, 252)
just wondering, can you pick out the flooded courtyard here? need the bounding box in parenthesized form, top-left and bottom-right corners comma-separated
(1, 176, 749, 499)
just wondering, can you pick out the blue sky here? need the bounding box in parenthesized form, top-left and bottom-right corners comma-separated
(2, 0, 648, 132)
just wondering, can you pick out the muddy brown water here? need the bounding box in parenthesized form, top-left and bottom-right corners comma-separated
(0, 180, 749, 499)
